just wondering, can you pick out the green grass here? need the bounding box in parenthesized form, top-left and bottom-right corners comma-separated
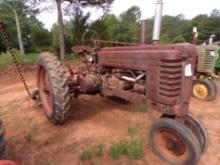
(126, 138, 144, 160)
(108, 138, 144, 160)
(127, 124, 137, 136)
(80, 147, 93, 161)
(108, 140, 128, 160)
(95, 144, 104, 157)
(80, 144, 104, 161)
(0, 52, 80, 68)
(0, 52, 38, 68)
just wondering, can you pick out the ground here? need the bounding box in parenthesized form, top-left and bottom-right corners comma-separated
(0, 72, 220, 165)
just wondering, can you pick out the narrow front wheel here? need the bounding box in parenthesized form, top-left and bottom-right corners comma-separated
(149, 118, 201, 165)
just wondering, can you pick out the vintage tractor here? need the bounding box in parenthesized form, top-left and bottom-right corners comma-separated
(215, 46, 220, 75)
(35, 1, 208, 165)
(192, 29, 218, 100)
(0, 0, 208, 165)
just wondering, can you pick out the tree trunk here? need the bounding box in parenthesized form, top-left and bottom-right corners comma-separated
(56, 0, 65, 60)
(13, 9, 24, 54)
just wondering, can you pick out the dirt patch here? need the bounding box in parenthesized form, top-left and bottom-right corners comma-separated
(0, 64, 35, 77)
(0, 74, 219, 165)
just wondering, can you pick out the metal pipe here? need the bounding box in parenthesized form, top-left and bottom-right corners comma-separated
(209, 34, 215, 45)
(152, 0, 164, 45)
(121, 73, 146, 83)
(140, 20, 147, 44)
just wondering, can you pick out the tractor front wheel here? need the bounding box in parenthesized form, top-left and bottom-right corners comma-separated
(149, 118, 201, 165)
(37, 52, 71, 124)
(184, 113, 208, 153)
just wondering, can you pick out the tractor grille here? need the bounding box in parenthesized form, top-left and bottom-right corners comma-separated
(197, 47, 216, 73)
(159, 59, 182, 97)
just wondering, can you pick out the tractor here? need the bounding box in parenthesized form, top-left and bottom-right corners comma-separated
(215, 45, 220, 75)
(34, 1, 208, 165)
(192, 29, 219, 100)
(0, 0, 209, 165)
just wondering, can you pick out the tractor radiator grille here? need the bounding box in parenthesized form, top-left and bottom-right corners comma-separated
(159, 59, 182, 97)
(197, 50, 215, 73)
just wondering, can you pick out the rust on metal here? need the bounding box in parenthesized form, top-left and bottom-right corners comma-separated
(69, 42, 198, 117)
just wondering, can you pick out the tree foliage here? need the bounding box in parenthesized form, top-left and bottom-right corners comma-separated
(1, 4, 220, 54)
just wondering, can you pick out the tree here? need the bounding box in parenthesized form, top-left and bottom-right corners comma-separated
(0, 0, 41, 54)
(67, 6, 90, 45)
(115, 6, 141, 42)
(159, 34, 171, 44)
(172, 34, 186, 43)
(55, 0, 114, 60)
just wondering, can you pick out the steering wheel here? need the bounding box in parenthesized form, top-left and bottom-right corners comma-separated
(81, 30, 100, 48)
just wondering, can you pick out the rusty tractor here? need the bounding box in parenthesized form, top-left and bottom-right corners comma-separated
(0, 0, 209, 164)
(192, 28, 218, 100)
(34, 1, 208, 165)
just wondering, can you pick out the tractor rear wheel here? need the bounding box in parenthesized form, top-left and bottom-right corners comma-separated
(192, 79, 216, 100)
(149, 118, 201, 165)
(37, 52, 71, 124)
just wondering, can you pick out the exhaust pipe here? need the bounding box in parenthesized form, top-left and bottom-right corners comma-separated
(140, 20, 147, 44)
(209, 34, 216, 45)
(152, 0, 164, 45)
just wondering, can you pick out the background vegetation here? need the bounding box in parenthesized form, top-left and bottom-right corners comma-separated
(0, 0, 220, 59)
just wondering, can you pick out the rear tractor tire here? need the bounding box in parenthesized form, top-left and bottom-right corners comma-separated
(37, 52, 71, 124)
(192, 79, 217, 101)
(149, 118, 201, 165)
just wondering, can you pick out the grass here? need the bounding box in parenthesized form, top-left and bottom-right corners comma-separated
(80, 144, 104, 161)
(0, 52, 80, 68)
(126, 138, 144, 160)
(127, 124, 137, 136)
(0, 52, 38, 68)
(108, 138, 144, 160)
(95, 144, 104, 157)
(80, 147, 93, 161)
(108, 140, 128, 160)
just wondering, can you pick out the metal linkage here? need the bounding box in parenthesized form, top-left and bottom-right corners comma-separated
(0, 21, 32, 98)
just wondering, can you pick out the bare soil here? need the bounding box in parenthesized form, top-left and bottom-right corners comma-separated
(0, 73, 220, 165)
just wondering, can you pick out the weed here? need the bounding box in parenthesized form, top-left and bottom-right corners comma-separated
(127, 125, 137, 136)
(108, 140, 128, 160)
(95, 144, 104, 157)
(126, 138, 144, 160)
(80, 147, 93, 161)
(108, 138, 144, 160)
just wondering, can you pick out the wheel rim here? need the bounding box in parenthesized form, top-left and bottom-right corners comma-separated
(38, 66, 53, 116)
(153, 129, 189, 163)
(193, 83, 208, 99)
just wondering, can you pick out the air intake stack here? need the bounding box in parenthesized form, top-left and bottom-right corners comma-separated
(152, 0, 164, 45)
